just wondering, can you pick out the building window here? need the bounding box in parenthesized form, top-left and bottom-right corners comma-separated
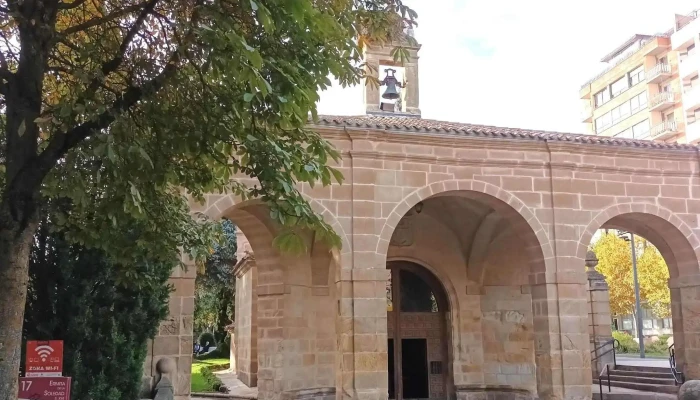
(633, 119, 650, 139)
(611, 102, 631, 123)
(595, 89, 610, 107)
(643, 319, 653, 329)
(611, 76, 629, 97)
(595, 112, 612, 132)
(630, 91, 647, 113)
(629, 65, 644, 86)
(616, 128, 633, 138)
(622, 318, 633, 330)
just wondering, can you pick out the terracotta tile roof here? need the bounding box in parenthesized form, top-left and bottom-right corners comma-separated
(314, 115, 696, 150)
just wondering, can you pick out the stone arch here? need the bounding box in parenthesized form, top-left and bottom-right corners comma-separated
(199, 193, 351, 286)
(578, 203, 700, 278)
(201, 193, 351, 257)
(578, 202, 700, 379)
(377, 179, 554, 276)
(387, 256, 459, 315)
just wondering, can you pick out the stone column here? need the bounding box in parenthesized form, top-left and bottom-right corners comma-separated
(586, 250, 613, 379)
(141, 254, 196, 400)
(233, 255, 258, 387)
(530, 270, 592, 400)
(669, 274, 700, 380)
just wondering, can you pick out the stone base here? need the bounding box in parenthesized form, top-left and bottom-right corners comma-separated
(281, 387, 335, 400)
(456, 386, 537, 400)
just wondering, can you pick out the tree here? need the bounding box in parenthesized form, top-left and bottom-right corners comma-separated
(592, 232, 671, 319)
(0, 1, 417, 396)
(638, 244, 671, 318)
(195, 219, 237, 343)
(23, 209, 171, 400)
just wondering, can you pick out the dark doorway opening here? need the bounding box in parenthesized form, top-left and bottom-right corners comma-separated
(401, 339, 429, 399)
(388, 339, 395, 399)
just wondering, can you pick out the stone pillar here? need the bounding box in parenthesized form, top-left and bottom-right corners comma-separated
(586, 250, 613, 379)
(141, 254, 196, 400)
(669, 274, 700, 380)
(347, 266, 390, 400)
(530, 270, 592, 400)
(233, 255, 258, 387)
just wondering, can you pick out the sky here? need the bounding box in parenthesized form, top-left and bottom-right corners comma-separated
(317, 0, 699, 134)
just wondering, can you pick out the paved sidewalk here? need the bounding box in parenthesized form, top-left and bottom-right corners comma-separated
(615, 356, 669, 368)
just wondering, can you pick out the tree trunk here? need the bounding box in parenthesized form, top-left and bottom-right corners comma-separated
(0, 204, 39, 400)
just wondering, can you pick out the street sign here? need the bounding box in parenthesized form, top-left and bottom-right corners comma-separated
(25, 340, 64, 377)
(18, 376, 71, 400)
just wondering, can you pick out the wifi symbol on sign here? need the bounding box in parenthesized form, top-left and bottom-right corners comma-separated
(35, 345, 54, 362)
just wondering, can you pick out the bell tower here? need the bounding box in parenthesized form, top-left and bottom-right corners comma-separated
(364, 32, 421, 117)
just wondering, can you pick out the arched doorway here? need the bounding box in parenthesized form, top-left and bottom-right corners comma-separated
(387, 261, 449, 400)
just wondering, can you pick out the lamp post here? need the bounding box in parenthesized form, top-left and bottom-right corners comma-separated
(619, 230, 645, 358)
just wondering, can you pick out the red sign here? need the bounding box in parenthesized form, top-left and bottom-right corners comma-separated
(25, 340, 63, 377)
(18, 376, 71, 400)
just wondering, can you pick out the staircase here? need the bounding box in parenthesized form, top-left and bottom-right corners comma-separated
(594, 364, 680, 395)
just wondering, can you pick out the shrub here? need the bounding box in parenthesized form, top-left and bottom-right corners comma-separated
(613, 331, 640, 353)
(646, 339, 670, 354)
(199, 332, 217, 346)
(23, 220, 171, 400)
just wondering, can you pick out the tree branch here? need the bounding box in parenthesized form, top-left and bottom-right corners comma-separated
(82, 0, 160, 95)
(57, 0, 88, 9)
(60, 2, 148, 35)
(35, 49, 180, 179)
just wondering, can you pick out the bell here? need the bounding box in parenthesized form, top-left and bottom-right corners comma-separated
(382, 82, 399, 100)
(381, 68, 402, 100)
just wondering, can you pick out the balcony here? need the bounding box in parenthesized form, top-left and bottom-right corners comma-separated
(683, 86, 700, 111)
(581, 103, 592, 122)
(646, 63, 671, 83)
(650, 120, 682, 140)
(649, 91, 679, 111)
(672, 11, 699, 50)
(678, 52, 699, 81)
(687, 121, 700, 143)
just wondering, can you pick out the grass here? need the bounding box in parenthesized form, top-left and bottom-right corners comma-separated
(191, 358, 230, 393)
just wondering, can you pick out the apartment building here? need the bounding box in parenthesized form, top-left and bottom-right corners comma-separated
(580, 33, 685, 142)
(672, 11, 700, 143)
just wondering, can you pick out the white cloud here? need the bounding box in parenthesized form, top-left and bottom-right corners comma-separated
(317, 0, 698, 133)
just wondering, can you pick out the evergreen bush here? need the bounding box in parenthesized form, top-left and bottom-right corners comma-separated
(198, 332, 217, 347)
(23, 219, 172, 400)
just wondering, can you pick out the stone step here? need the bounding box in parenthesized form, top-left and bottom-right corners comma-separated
(614, 364, 672, 374)
(593, 379, 680, 394)
(606, 369, 674, 379)
(592, 390, 677, 400)
(602, 373, 676, 386)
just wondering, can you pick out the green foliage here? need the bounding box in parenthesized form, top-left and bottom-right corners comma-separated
(646, 339, 670, 354)
(22, 212, 171, 400)
(613, 331, 640, 354)
(0, 1, 418, 392)
(191, 359, 229, 393)
(199, 332, 217, 347)
(195, 220, 236, 342)
(593, 232, 671, 318)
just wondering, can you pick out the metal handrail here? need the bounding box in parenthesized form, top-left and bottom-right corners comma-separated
(591, 339, 619, 399)
(669, 343, 685, 385)
(651, 120, 679, 137)
(647, 63, 671, 78)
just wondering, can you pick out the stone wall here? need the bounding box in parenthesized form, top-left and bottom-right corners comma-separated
(188, 121, 700, 400)
(480, 286, 536, 393)
(142, 257, 196, 400)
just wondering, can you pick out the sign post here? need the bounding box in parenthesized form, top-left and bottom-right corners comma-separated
(25, 340, 64, 377)
(18, 376, 71, 400)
